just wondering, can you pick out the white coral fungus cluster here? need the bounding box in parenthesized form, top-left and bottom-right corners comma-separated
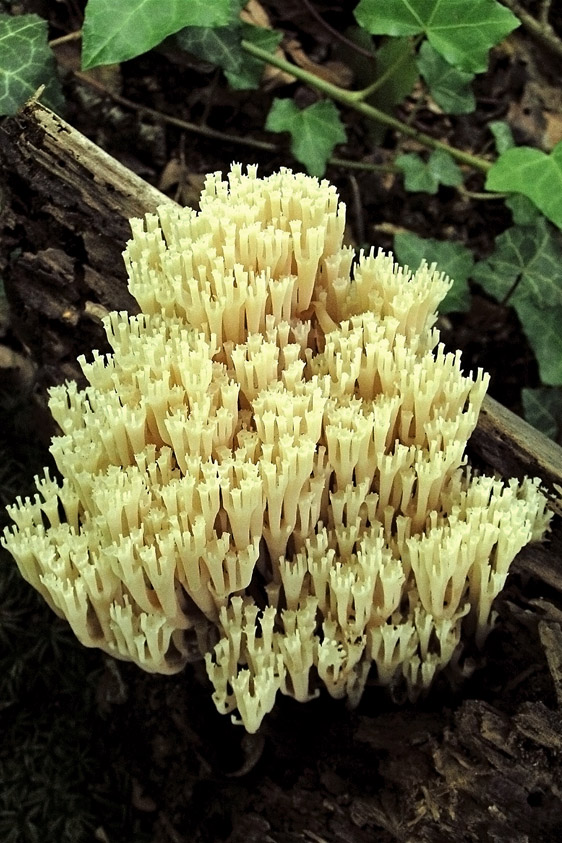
(2, 165, 551, 732)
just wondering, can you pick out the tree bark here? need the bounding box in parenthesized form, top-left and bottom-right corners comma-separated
(0, 98, 167, 387)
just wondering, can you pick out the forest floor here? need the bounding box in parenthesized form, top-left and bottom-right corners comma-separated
(1, 2, 562, 843)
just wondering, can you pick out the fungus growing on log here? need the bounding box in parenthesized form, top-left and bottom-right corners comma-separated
(2, 165, 551, 732)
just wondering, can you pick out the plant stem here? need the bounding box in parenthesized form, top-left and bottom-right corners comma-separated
(458, 186, 508, 200)
(241, 40, 492, 173)
(539, 0, 552, 26)
(49, 30, 82, 48)
(330, 157, 397, 174)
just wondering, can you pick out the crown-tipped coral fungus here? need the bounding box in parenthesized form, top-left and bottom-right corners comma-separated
(2, 165, 551, 732)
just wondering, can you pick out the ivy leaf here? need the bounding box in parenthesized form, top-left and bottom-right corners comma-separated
(394, 232, 472, 312)
(82, 0, 232, 69)
(488, 120, 514, 154)
(506, 195, 542, 225)
(176, 22, 281, 90)
(0, 14, 64, 116)
(338, 31, 418, 145)
(396, 149, 463, 194)
(522, 387, 562, 439)
(416, 42, 475, 114)
(176, 23, 241, 74)
(265, 99, 346, 177)
(370, 37, 419, 113)
(225, 24, 282, 90)
(471, 219, 562, 385)
(485, 141, 562, 230)
(354, 0, 519, 73)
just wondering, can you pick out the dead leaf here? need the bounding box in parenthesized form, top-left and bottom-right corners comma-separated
(159, 158, 184, 192)
(507, 81, 547, 149)
(544, 111, 562, 150)
(239, 0, 294, 88)
(240, 0, 272, 29)
(285, 38, 353, 88)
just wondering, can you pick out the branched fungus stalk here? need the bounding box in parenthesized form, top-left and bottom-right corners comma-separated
(2, 165, 551, 732)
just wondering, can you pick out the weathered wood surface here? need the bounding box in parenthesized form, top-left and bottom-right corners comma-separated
(0, 99, 167, 386)
(1, 100, 562, 843)
(470, 394, 562, 503)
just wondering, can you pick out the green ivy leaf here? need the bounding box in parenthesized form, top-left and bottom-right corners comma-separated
(354, 0, 519, 73)
(506, 195, 541, 225)
(225, 24, 282, 90)
(0, 14, 64, 116)
(396, 149, 463, 194)
(488, 119, 514, 154)
(522, 387, 562, 439)
(471, 219, 562, 385)
(416, 42, 475, 114)
(176, 22, 281, 90)
(338, 31, 418, 145)
(265, 99, 346, 177)
(82, 0, 233, 69)
(176, 23, 241, 74)
(394, 232, 472, 312)
(486, 141, 562, 230)
(370, 37, 419, 113)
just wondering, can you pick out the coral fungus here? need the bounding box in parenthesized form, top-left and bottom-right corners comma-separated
(2, 165, 550, 732)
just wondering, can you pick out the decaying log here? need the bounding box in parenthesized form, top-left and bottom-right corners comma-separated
(1, 99, 562, 843)
(351, 689, 562, 843)
(470, 394, 562, 503)
(0, 99, 167, 385)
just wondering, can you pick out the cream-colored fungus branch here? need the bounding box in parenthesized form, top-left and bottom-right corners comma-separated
(2, 165, 551, 731)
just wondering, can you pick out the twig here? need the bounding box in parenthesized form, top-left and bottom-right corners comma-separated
(73, 71, 397, 176)
(241, 40, 492, 173)
(49, 30, 82, 48)
(500, 0, 562, 60)
(348, 174, 365, 245)
(539, 0, 552, 26)
(330, 157, 397, 174)
(74, 71, 277, 152)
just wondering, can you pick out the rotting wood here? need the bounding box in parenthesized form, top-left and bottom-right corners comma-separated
(0, 99, 168, 386)
(470, 394, 562, 503)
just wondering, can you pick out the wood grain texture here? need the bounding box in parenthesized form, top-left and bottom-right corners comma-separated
(470, 394, 562, 498)
(0, 100, 169, 386)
